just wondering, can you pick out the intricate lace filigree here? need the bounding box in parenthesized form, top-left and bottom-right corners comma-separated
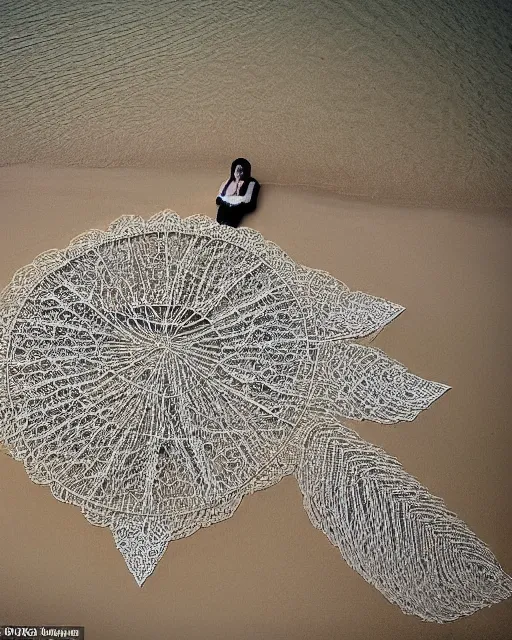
(0, 211, 510, 619)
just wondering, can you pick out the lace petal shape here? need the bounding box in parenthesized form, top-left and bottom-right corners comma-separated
(112, 516, 170, 586)
(295, 421, 512, 622)
(311, 341, 451, 423)
(298, 267, 405, 340)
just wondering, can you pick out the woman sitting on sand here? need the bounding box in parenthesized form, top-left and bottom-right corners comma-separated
(216, 158, 260, 228)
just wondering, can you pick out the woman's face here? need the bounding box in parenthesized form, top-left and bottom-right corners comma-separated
(234, 164, 244, 180)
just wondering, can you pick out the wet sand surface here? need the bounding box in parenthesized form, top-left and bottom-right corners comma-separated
(2, 0, 511, 209)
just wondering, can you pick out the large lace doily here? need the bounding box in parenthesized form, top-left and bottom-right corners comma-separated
(0, 211, 510, 621)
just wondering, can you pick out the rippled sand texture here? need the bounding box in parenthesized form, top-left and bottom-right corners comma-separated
(1, 0, 511, 208)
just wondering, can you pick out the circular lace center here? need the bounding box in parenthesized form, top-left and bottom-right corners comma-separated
(6, 232, 314, 514)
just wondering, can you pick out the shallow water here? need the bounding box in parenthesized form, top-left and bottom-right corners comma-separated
(1, 0, 511, 208)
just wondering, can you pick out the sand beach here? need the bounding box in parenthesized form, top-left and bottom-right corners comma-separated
(0, 164, 511, 638)
(1, 0, 511, 637)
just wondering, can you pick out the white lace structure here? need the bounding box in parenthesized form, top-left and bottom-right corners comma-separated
(0, 211, 510, 621)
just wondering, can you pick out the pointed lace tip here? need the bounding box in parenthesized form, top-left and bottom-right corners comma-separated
(436, 383, 452, 395)
(134, 573, 150, 587)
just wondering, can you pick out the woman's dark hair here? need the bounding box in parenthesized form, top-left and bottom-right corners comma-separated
(221, 158, 253, 197)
